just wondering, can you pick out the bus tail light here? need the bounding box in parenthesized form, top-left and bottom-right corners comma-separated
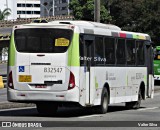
(8, 71, 14, 89)
(68, 71, 75, 90)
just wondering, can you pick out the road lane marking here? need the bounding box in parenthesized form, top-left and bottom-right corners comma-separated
(138, 107, 159, 111)
(78, 115, 102, 119)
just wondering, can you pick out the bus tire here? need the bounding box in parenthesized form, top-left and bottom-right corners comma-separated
(125, 89, 142, 109)
(36, 102, 58, 116)
(96, 87, 109, 114)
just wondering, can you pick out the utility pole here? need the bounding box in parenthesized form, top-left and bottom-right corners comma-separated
(53, 0, 55, 16)
(6, 0, 8, 20)
(94, 0, 100, 22)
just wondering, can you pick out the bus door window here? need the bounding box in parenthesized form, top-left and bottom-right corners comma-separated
(84, 40, 94, 71)
(81, 35, 95, 72)
(80, 35, 85, 66)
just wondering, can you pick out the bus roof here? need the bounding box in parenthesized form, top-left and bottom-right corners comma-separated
(49, 20, 122, 31)
(14, 20, 151, 41)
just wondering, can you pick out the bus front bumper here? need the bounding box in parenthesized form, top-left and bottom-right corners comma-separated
(154, 75, 160, 80)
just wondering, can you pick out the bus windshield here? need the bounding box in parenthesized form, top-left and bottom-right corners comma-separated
(14, 28, 73, 53)
(154, 50, 160, 60)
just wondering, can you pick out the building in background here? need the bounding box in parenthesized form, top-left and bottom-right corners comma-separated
(0, 0, 17, 20)
(40, 0, 53, 17)
(54, 0, 70, 16)
(0, 1, 7, 11)
(17, 0, 40, 18)
(40, 0, 71, 17)
(0, 0, 40, 20)
(0, 0, 71, 20)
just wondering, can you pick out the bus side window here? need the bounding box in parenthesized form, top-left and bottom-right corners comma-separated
(126, 39, 136, 65)
(116, 39, 126, 65)
(95, 37, 105, 66)
(104, 37, 115, 65)
(136, 41, 145, 65)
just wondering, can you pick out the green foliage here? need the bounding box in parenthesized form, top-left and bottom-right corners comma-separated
(0, 8, 11, 20)
(69, 0, 112, 23)
(69, 0, 160, 44)
(108, 0, 160, 43)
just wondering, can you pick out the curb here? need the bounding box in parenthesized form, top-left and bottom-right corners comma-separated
(0, 102, 35, 110)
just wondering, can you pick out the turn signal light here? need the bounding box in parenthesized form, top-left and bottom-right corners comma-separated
(68, 71, 75, 90)
(8, 71, 14, 89)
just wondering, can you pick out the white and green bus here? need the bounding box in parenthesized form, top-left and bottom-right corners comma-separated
(7, 20, 154, 115)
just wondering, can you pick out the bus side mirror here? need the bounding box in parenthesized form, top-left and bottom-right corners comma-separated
(145, 41, 155, 48)
(151, 41, 155, 47)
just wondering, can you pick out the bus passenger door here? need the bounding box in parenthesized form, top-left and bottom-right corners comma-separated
(145, 42, 154, 98)
(83, 36, 94, 105)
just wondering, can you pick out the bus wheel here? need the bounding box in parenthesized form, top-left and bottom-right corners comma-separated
(36, 102, 58, 116)
(125, 89, 142, 109)
(96, 87, 109, 114)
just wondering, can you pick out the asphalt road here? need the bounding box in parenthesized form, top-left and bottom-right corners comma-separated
(0, 92, 159, 130)
(0, 88, 7, 102)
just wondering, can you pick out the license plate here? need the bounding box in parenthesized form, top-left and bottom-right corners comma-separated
(44, 67, 63, 73)
(35, 84, 47, 88)
(19, 75, 32, 82)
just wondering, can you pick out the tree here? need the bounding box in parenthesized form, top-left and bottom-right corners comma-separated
(0, 8, 11, 20)
(69, 0, 112, 23)
(108, 0, 160, 44)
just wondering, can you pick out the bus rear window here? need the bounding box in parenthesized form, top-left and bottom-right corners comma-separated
(14, 28, 73, 53)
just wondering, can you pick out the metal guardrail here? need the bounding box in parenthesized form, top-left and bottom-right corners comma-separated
(0, 15, 74, 28)
(3, 75, 7, 83)
(0, 15, 74, 41)
(0, 34, 10, 41)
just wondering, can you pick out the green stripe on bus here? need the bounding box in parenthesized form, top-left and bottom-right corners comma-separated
(95, 77, 99, 89)
(144, 75, 147, 84)
(126, 75, 128, 86)
(9, 34, 15, 66)
(133, 34, 139, 39)
(68, 33, 80, 66)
